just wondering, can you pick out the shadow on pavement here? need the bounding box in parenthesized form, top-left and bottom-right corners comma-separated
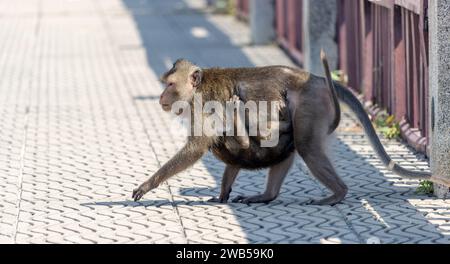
(122, 0, 254, 78)
(133, 95, 160, 101)
(81, 200, 214, 208)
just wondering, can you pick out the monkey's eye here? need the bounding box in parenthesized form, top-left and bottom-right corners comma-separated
(167, 82, 175, 88)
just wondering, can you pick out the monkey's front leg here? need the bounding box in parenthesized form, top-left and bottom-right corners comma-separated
(132, 138, 209, 201)
(208, 165, 240, 203)
(232, 153, 294, 205)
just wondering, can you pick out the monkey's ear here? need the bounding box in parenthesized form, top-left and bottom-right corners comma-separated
(191, 69, 203, 88)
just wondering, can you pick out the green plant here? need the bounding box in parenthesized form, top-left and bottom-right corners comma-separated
(378, 122, 401, 139)
(331, 70, 341, 81)
(331, 70, 347, 83)
(416, 180, 434, 196)
(373, 111, 401, 139)
(212, 0, 234, 15)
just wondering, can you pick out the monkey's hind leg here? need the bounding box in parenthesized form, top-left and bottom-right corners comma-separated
(292, 106, 348, 206)
(208, 165, 240, 203)
(302, 150, 348, 206)
(295, 135, 348, 205)
(232, 153, 294, 204)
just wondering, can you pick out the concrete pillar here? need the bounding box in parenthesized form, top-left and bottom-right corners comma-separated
(429, 0, 450, 198)
(302, 0, 338, 75)
(249, 0, 275, 45)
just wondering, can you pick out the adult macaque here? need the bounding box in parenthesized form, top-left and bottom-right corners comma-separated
(132, 52, 431, 205)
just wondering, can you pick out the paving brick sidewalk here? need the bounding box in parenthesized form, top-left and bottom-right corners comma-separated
(0, 0, 449, 244)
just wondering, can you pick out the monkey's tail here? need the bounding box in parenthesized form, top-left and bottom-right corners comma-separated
(320, 50, 341, 135)
(334, 81, 431, 180)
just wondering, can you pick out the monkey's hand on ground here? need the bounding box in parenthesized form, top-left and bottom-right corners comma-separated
(208, 192, 231, 204)
(208, 197, 228, 204)
(132, 178, 159, 201)
(208, 187, 232, 204)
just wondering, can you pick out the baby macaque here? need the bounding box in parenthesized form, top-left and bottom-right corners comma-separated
(226, 83, 292, 150)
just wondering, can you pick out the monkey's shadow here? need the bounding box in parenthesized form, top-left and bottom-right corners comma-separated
(177, 186, 313, 205)
(80, 199, 213, 208)
(133, 95, 160, 101)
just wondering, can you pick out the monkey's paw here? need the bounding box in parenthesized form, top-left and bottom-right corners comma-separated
(232, 194, 276, 205)
(231, 95, 241, 103)
(208, 197, 229, 204)
(308, 194, 345, 206)
(132, 187, 147, 202)
(132, 181, 156, 201)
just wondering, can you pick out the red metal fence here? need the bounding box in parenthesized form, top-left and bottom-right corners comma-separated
(236, 0, 430, 153)
(337, 0, 429, 153)
(236, 0, 250, 21)
(275, 0, 304, 65)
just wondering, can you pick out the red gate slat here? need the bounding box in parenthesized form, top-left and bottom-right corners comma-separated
(394, 7, 407, 122)
(335, 0, 429, 153)
(274, 0, 429, 153)
(363, 2, 374, 102)
(276, 0, 303, 65)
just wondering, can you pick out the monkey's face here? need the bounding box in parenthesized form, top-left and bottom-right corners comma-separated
(159, 59, 202, 113)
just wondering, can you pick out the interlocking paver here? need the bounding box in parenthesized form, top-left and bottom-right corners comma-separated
(0, 0, 448, 244)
